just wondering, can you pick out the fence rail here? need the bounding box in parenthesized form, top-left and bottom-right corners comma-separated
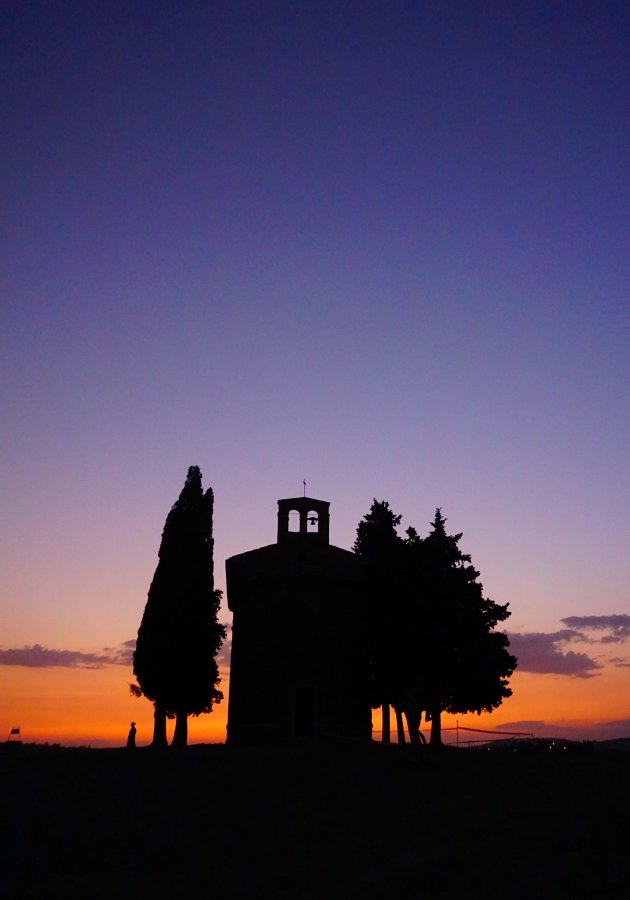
(373, 721, 535, 746)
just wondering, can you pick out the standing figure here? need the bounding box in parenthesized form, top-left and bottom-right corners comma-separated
(127, 721, 137, 749)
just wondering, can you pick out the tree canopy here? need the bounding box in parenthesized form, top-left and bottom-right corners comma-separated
(354, 502, 517, 745)
(353, 500, 406, 715)
(133, 466, 226, 747)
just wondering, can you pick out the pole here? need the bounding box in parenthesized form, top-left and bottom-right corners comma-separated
(382, 702, 390, 743)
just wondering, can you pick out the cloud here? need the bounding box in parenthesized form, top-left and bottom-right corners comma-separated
(0, 634, 231, 673)
(0, 644, 113, 669)
(560, 615, 630, 644)
(108, 639, 136, 666)
(495, 720, 545, 732)
(0, 640, 136, 669)
(547, 628, 590, 643)
(506, 631, 602, 678)
(497, 719, 630, 742)
(609, 657, 630, 668)
(216, 630, 232, 668)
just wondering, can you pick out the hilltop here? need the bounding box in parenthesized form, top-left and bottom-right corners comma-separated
(1, 740, 628, 898)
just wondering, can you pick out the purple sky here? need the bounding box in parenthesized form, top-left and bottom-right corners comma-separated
(2, 2, 629, 735)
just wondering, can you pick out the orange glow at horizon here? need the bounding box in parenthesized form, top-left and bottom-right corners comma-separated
(1, 666, 229, 747)
(364, 666, 630, 742)
(1, 662, 628, 747)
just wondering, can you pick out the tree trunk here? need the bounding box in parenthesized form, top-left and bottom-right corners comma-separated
(404, 708, 424, 745)
(172, 710, 188, 747)
(152, 702, 168, 748)
(381, 702, 390, 743)
(429, 707, 442, 746)
(395, 707, 406, 744)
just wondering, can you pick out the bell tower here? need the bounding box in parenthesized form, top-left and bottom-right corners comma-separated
(277, 497, 330, 545)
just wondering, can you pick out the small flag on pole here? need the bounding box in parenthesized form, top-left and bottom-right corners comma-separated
(10, 728, 20, 735)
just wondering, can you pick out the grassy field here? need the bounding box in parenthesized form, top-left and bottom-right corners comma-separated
(1, 740, 628, 899)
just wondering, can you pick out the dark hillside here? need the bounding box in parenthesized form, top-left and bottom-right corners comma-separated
(1, 741, 628, 899)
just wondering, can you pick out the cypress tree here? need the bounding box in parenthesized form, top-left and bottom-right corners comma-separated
(132, 466, 226, 747)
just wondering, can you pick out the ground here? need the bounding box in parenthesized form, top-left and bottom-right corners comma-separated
(1, 740, 628, 899)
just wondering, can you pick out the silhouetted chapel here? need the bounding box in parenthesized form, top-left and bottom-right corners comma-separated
(226, 497, 371, 743)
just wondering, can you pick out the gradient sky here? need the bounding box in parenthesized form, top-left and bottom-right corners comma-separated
(2, 0, 629, 746)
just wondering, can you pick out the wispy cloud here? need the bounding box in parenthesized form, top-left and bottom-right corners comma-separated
(0, 641, 135, 669)
(102, 639, 136, 666)
(216, 629, 232, 669)
(507, 631, 602, 678)
(496, 720, 545, 732)
(560, 615, 630, 644)
(497, 719, 630, 742)
(0, 637, 231, 674)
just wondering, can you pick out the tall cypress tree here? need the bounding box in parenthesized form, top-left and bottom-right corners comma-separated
(132, 466, 226, 747)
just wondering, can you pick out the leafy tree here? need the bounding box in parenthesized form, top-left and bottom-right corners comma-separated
(132, 466, 226, 747)
(354, 503, 516, 747)
(353, 500, 408, 742)
(403, 509, 516, 745)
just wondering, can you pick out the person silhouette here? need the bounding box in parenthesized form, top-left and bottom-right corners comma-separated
(127, 721, 137, 749)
